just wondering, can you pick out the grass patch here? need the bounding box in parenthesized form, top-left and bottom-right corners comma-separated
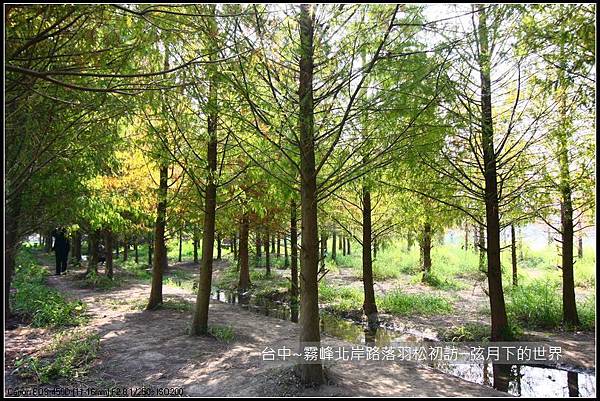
(440, 323, 491, 342)
(79, 270, 121, 290)
(11, 250, 87, 328)
(378, 290, 454, 316)
(13, 330, 100, 384)
(505, 280, 595, 330)
(208, 325, 235, 343)
(318, 282, 363, 312)
(415, 272, 465, 291)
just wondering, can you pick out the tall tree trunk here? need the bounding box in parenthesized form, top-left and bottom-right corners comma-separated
(479, 224, 486, 272)
(134, 240, 138, 264)
(193, 228, 199, 263)
(45, 230, 52, 253)
(217, 232, 222, 260)
(320, 233, 326, 270)
(277, 235, 281, 258)
(105, 230, 114, 279)
(347, 237, 351, 255)
(290, 199, 299, 322)
(577, 235, 583, 259)
(147, 162, 168, 310)
(238, 214, 250, 291)
(332, 229, 337, 260)
(297, 3, 323, 384)
(148, 234, 153, 267)
(233, 232, 238, 261)
(511, 224, 517, 286)
(464, 222, 469, 251)
(74, 230, 82, 263)
(362, 187, 378, 327)
(123, 238, 129, 261)
(342, 235, 347, 255)
(264, 231, 271, 276)
(87, 230, 99, 275)
(191, 10, 219, 335)
(256, 235, 262, 259)
(178, 228, 183, 262)
(421, 222, 432, 282)
(284, 235, 289, 267)
(477, 5, 509, 341)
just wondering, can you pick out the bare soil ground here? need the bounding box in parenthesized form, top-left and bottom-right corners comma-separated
(4, 256, 509, 397)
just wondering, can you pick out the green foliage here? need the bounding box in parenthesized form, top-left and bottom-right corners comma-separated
(208, 325, 235, 343)
(378, 290, 454, 316)
(11, 250, 87, 328)
(81, 270, 121, 290)
(13, 330, 100, 384)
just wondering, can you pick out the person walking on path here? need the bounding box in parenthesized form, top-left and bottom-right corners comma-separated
(52, 227, 70, 275)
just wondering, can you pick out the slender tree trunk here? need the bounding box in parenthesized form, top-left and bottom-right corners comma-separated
(362, 187, 378, 327)
(74, 230, 82, 263)
(87, 230, 99, 275)
(178, 228, 183, 262)
(297, 4, 323, 384)
(332, 229, 337, 260)
(464, 222, 469, 251)
(271, 235, 275, 254)
(123, 238, 129, 261)
(406, 232, 413, 252)
(115, 239, 119, 258)
(193, 228, 199, 264)
(233, 232, 238, 260)
(256, 235, 262, 259)
(191, 10, 219, 335)
(421, 223, 432, 282)
(342, 235, 347, 255)
(290, 200, 299, 323)
(277, 235, 281, 258)
(477, 5, 509, 341)
(284, 235, 289, 267)
(347, 238, 351, 255)
(134, 240, 138, 264)
(45, 230, 52, 253)
(264, 231, 271, 276)
(511, 224, 517, 286)
(148, 234, 153, 267)
(217, 232, 222, 260)
(479, 224, 486, 272)
(147, 162, 168, 310)
(320, 233, 326, 270)
(238, 214, 250, 291)
(105, 230, 114, 279)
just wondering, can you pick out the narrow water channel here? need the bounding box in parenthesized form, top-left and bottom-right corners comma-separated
(211, 288, 596, 397)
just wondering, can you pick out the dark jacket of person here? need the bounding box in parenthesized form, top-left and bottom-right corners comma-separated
(52, 230, 70, 257)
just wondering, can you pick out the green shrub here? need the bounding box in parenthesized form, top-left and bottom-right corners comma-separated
(11, 251, 87, 328)
(208, 325, 235, 343)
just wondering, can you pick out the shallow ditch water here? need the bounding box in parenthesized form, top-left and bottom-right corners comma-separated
(211, 288, 595, 397)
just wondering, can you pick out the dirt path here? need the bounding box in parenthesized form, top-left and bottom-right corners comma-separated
(4, 259, 508, 397)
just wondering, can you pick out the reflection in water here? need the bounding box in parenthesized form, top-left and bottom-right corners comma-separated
(568, 371, 579, 397)
(211, 288, 596, 398)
